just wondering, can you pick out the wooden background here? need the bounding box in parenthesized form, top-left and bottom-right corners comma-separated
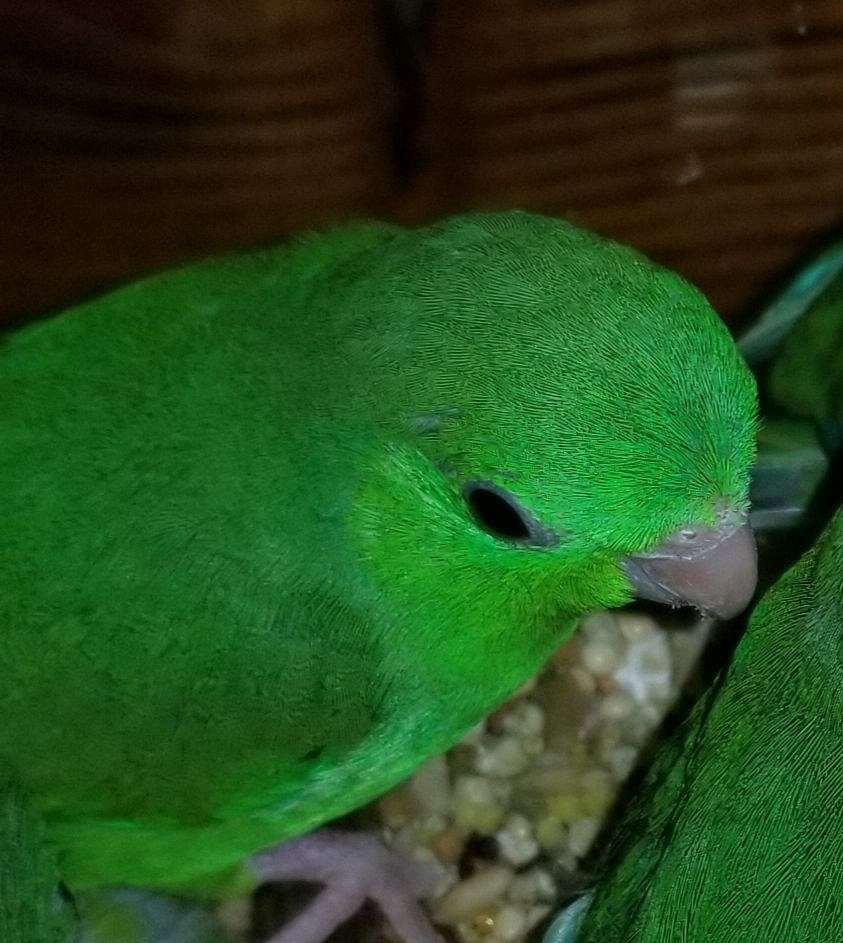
(2, 0, 843, 327)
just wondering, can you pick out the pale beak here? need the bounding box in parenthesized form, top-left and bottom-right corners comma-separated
(622, 511, 758, 620)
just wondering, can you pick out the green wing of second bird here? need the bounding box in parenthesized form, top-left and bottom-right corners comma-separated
(741, 241, 843, 532)
(769, 265, 843, 444)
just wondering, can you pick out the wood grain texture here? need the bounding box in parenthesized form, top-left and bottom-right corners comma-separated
(0, 0, 395, 323)
(3, 1, 843, 325)
(407, 0, 843, 321)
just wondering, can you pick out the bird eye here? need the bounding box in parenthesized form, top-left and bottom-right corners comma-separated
(463, 480, 558, 547)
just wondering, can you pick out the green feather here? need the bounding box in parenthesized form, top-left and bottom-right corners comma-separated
(746, 244, 843, 534)
(0, 779, 76, 943)
(0, 211, 757, 897)
(738, 238, 843, 368)
(769, 271, 843, 433)
(576, 507, 843, 941)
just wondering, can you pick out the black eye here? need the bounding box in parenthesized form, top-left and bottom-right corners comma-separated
(463, 480, 558, 547)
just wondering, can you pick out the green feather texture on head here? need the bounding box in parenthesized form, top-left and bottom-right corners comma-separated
(574, 506, 843, 942)
(0, 211, 757, 896)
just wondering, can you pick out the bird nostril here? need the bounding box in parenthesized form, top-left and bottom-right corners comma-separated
(681, 529, 698, 540)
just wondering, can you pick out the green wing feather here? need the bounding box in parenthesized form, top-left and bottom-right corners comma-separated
(768, 273, 843, 437)
(744, 241, 843, 531)
(0, 778, 76, 943)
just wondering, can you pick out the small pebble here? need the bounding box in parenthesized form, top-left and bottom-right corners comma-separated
(614, 634, 672, 705)
(411, 755, 452, 816)
(605, 745, 639, 781)
(378, 784, 419, 829)
(599, 692, 635, 721)
(474, 736, 530, 778)
(419, 814, 449, 839)
(534, 815, 568, 851)
(453, 776, 506, 835)
(581, 642, 621, 676)
(617, 612, 659, 642)
(433, 865, 515, 924)
(545, 792, 581, 824)
(579, 611, 619, 644)
(515, 762, 577, 796)
(411, 846, 459, 900)
(619, 702, 663, 745)
(593, 674, 617, 696)
(493, 904, 528, 942)
(428, 825, 468, 864)
(638, 643, 672, 677)
(579, 768, 612, 793)
(595, 725, 621, 757)
(568, 666, 596, 695)
(495, 814, 539, 867)
(578, 769, 614, 818)
(567, 817, 601, 858)
(468, 911, 497, 939)
(507, 868, 557, 905)
(460, 722, 488, 748)
(525, 904, 553, 932)
(499, 701, 544, 739)
(551, 849, 580, 874)
(521, 734, 545, 757)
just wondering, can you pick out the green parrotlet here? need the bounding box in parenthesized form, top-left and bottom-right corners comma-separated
(0, 212, 758, 942)
(568, 501, 843, 942)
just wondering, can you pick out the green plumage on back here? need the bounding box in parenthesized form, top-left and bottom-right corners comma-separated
(576, 507, 843, 942)
(0, 212, 757, 899)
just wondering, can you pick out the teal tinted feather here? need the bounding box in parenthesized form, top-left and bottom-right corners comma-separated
(747, 247, 843, 532)
(577, 509, 843, 942)
(0, 212, 756, 895)
(769, 272, 843, 429)
(738, 238, 843, 367)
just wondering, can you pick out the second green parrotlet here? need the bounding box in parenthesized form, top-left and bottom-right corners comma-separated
(0, 212, 758, 941)
(572, 506, 843, 942)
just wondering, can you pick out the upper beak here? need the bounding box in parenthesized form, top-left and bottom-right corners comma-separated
(622, 510, 758, 620)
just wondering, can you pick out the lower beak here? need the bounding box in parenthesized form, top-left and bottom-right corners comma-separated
(622, 511, 758, 620)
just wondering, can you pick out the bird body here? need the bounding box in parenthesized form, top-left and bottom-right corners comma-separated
(0, 212, 757, 898)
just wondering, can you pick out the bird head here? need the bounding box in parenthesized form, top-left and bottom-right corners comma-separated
(345, 213, 758, 645)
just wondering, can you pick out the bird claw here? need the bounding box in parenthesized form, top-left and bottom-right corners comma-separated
(251, 830, 445, 943)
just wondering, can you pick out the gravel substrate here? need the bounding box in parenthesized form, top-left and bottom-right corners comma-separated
(375, 609, 714, 943)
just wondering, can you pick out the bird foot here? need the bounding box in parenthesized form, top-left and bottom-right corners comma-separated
(251, 830, 445, 943)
